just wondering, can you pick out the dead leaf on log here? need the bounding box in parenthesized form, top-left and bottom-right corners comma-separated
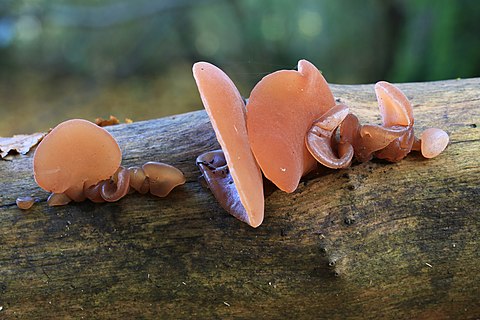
(95, 115, 133, 127)
(95, 115, 120, 127)
(0, 132, 46, 160)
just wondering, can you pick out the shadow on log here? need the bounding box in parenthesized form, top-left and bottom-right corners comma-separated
(0, 79, 479, 319)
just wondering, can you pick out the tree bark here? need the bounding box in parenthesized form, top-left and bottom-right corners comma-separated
(0, 78, 479, 319)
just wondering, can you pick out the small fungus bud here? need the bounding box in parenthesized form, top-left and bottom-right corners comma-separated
(16, 196, 35, 210)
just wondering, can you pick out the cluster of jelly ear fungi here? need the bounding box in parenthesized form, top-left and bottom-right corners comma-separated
(32, 119, 185, 207)
(193, 60, 449, 228)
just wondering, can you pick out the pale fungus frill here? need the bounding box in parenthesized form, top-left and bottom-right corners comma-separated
(417, 128, 450, 159)
(16, 196, 35, 210)
(141, 162, 186, 197)
(193, 62, 264, 227)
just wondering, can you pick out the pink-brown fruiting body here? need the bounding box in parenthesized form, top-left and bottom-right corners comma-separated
(193, 61, 264, 227)
(420, 128, 449, 158)
(33, 119, 122, 201)
(246, 59, 335, 193)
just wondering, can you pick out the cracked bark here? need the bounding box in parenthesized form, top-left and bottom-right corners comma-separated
(0, 78, 479, 319)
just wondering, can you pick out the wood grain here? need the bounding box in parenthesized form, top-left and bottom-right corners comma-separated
(0, 78, 479, 319)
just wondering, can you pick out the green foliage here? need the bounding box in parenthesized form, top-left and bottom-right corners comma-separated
(0, 0, 479, 135)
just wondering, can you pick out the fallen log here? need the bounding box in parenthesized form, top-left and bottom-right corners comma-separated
(0, 78, 479, 319)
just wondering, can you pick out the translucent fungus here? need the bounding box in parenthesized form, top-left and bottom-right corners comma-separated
(100, 167, 131, 202)
(246, 60, 336, 192)
(305, 104, 354, 169)
(142, 162, 186, 197)
(197, 150, 252, 226)
(419, 128, 450, 158)
(16, 196, 35, 210)
(340, 82, 413, 162)
(33, 119, 122, 201)
(47, 193, 72, 206)
(193, 61, 264, 227)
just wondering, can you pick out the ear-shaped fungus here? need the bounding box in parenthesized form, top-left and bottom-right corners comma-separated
(416, 128, 450, 159)
(196, 150, 252, 225)
(340, 81, 448, 162)
(33, 119, 122, 201)
(246, 60, 336, 192)
(373, 81, 415, 162)
(340, 82, 413, 162)
(193, 62, 264, 227)
(34, 119, 185, 206)
(141, 162, 186, 197)
(305, 104, 354, 169)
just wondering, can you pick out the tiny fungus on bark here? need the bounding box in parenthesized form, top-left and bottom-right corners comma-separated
(417, 128, 450, 159)
(193, 62, 264, 228)
(192, 59, 449, 228)
(16, 196, 35, 210)
(33, 118, 185, 207)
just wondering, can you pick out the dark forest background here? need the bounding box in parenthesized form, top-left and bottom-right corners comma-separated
(1, 0, 479, 135)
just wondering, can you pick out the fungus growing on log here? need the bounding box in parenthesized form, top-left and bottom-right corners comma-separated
(246, 59, 336, 193)
(16, 196, 35, 210)
(192, 60, 449, 228)
(33, 119, 185, 206)
(417, 128, 450, 159)
(33, 119, 122, 202)
(305, 104, 354, 169)
(193, 62, 264, 228)
(339, 81, 449, 162)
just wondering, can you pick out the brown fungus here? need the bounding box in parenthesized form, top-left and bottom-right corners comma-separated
(34, 119, 122, 201)
(100, 166, 131, 202)
(141, 162, 186, 197)
(306, 104, 354, 169)
(340, 113, 409, 162)
(193, 62, 264, 228)
(33, 119, 184, 206)
(129, 166, 149, 194)
(340, 82, 414, 162)
(47, 193, 72, 206)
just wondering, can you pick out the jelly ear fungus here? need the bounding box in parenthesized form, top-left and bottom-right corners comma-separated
(339, 81, 448, 163)
(32, 119, 185, 207)
(193, 62, 264, 228)
(193, 60, 449, 228)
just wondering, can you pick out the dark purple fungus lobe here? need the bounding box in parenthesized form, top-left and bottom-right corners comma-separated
(196, 150, 252, 226)
(47, 193, 72, 206)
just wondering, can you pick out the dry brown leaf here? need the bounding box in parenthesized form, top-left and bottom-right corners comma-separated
(95, 115, 120, 127)
(0, 132, 46, 159)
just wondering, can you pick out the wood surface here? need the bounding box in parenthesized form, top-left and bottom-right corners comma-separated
(0, 78, 479, 319)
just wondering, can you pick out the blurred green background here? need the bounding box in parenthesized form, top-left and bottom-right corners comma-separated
(1, 0, 479, 135)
